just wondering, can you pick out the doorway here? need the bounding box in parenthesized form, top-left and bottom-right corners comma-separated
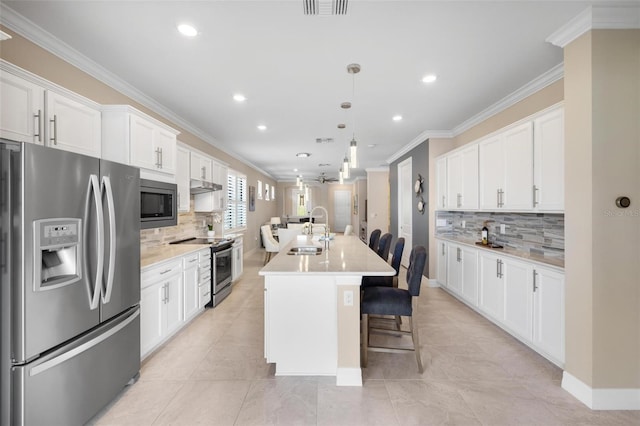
(333, 190, 351, 232)
(398, 158, 412, 267)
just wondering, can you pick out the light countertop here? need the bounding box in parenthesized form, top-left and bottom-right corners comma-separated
(259, 235, 395, 276)
(435, 235, 564, 270)
(141, 244, 210, 269)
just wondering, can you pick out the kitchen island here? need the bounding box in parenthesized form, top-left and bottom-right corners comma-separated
(259, 235, 395, 386)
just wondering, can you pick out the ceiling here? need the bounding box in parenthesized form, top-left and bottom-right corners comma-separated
(1, 1, 594, 182)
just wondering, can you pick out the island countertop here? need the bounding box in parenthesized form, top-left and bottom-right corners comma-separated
(259, 235, 395, 276)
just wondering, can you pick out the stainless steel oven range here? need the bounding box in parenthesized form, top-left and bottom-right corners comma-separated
(170, 237, 234, 307)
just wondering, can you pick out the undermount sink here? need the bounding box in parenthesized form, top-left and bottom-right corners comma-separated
(287, 246, 323, 255)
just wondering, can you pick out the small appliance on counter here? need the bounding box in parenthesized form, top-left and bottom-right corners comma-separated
(170, 237, 234, 306)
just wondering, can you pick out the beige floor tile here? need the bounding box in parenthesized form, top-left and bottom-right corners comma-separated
(317, 379, 399, 426)
(456, 380, 564, 426)
(153, 380, 250, 425)
(140, 343, 211, 382)
(93, 380, 184, 426)
(234, 377, 318, 425)
(385, 379, 481, 425)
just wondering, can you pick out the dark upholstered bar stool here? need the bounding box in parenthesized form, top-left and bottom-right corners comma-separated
(368, 229, 381, 251)
(361, 245, 427, 373)
(376, 233, 392, 262)
(361, 237, 404, 289)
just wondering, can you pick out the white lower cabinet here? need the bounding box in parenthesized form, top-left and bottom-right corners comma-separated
(232, 237, 244, 282)
(140, 258, 183, 358)
(438, 239, 565, 366)
(479, 252, 505, 321)
(182, 253, 200, 322)
(446, 243, 478, 306)
(198, 249, 212, 307)
(532, 267, 565, 363)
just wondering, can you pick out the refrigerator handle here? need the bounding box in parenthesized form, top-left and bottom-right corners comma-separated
(87, 174, 104, 310)
(101, 175, 116, 304)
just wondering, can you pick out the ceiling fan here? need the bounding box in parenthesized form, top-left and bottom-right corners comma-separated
(314, 172, 339, 184)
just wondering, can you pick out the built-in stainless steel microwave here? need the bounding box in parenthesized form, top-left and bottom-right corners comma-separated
(140, 179, 177, 229)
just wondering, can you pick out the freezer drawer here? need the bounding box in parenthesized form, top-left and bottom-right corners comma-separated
(11, 307, 140, 426)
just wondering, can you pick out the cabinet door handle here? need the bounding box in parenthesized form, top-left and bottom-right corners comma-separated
(155, 148, 161, 168)
(457, 193, 462, 208)
(496, 189, 500, 208)
(533, 185, 539, 207)
(159, 269, 172, 275)
(34, 110, 42, 142)
(497, 259, 503, 278)
(201, 166, 206, 180)
(49, 115, 57, 145)
(456, 247, 461, 262)
(533, 270, 538, 292)
(159, 148, 163, 168)
(442, 195, 445, 208)
(441, 243, 445, 256)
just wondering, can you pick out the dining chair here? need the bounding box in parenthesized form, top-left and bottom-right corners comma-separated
(361, 245, 427, 373)
(343, 224, 354, 236)
(368, 229, 381, 251)
(261, 224, 280, 265)
(361, 237, 404, 289)
(376, 233, 392, 261)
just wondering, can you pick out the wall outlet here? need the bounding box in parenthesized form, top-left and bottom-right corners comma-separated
(500, 224, 506, 234)
(462, 220, 466, 228)
(343, 290, 354, 307)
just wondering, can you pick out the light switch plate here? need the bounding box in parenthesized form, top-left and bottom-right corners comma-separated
(343, 290, 353, 307)
(500, 224, 506, 234)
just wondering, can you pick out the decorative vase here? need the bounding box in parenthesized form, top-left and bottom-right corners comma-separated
(207, 230, 215, 238)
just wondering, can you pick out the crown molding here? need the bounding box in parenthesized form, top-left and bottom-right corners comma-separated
(366, 166, 390, 173)
(387, 62, 563, 164)
(386, 129, 452, 164)
(452, 63, 564, 137)
(0, 4, 275, 180)
(546, 4, 640, 48)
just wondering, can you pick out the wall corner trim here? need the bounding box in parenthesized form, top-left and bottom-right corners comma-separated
(336, 367, 363, 386)
(562, 371, 640, 410)
(546, 5, 640, 48)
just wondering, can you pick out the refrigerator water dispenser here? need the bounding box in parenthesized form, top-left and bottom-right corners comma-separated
(33, 218, 82, 290)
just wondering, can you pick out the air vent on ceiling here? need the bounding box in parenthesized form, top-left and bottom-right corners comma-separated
(304, 0, 348, 15)
(315, 138, 334, 144)
(318, 163, 331, 167)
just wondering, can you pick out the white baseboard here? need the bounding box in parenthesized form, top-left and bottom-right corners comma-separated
(562, 371, 640, 410)
(336, 367, 362, 386)
(427, 278, 440, 288)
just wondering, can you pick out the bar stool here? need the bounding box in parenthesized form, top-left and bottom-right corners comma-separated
(368, 229, 381, 251)
(361, 245, 427, 373)
(361, 237, 404, 289)
(376, 233, 392, 261)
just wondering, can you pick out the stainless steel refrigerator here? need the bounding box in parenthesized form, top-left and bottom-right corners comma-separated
(0, 140, 141, 425)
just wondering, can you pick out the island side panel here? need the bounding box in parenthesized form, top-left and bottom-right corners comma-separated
(336, 276, 363, 386)
(264, 274, 337, 375)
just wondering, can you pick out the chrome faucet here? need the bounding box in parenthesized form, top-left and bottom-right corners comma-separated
(309, 205, 330, 249)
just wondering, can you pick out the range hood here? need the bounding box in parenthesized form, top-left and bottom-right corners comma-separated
(190, 179, 222, 194)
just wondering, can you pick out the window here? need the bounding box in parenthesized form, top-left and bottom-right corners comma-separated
(225, 170, 247, 231)
(265, 184, 270, 201)
(271, 185, 275, 201)
(257, 180, 263, 200)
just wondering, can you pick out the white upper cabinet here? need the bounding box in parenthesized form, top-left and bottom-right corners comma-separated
(479, 122, 533, 210)
(533, 108, 564, 211)
(102, 105, 179, 182)
(194, 160, 228, 212)
(460, 144, 479, 209)
(176, 145, 191, 213)
(1, 66, 101, 157)
(190, 151, 213, 182)
(446, 151, 463, 209)
(46, 91, 102, 157)
(440, 144, 478, 210)
(0, 71, 45, 144)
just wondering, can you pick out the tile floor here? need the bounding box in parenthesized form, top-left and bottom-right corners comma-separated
(92, 249, 640, 425)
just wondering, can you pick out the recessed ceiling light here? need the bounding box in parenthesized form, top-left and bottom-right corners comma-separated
(367, 144, 377, 148)
(293, 168, 298, 172)
(392, 115, 403, 122)
(257, 125, 267, 131)
(233, 94, 246, 102)
(422, 74, 437, 83)
(296, 152, 311, 158)
(177, 24, 198, 37)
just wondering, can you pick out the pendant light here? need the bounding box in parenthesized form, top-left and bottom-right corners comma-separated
(342, 155, 350, 179)
(347, 63, 360, 169)
(339, 168, 344, 184)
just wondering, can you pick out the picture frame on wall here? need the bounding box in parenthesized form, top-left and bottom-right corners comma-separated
(249, 185, 256, 211)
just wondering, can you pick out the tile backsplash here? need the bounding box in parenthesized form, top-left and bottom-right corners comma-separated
(435, 211, 564, 260)
(140, 199, 223, 250)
